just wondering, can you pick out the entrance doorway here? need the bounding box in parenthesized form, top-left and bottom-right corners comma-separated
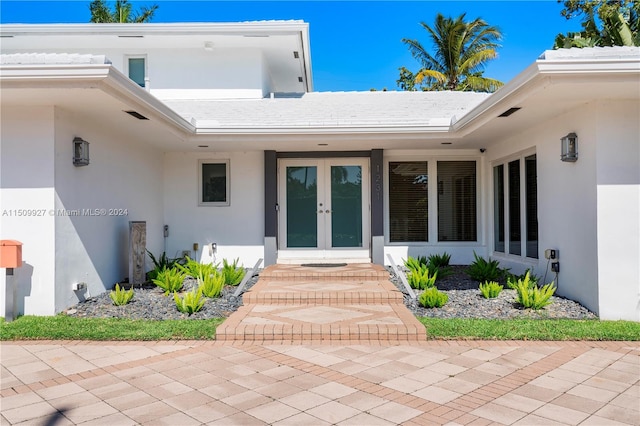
(278, 158, 370, 260)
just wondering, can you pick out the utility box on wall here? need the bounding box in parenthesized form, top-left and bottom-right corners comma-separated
(0, 240, 23, 268)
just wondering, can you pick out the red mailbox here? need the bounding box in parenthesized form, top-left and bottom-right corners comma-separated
(1, 240, 23, 268)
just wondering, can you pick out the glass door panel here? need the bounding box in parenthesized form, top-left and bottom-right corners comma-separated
(330, 165, 363, 247)
(286, 166, 318, 248)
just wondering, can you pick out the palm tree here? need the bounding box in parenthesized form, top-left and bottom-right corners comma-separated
(89, 0, 158, 23)
(401, 13, 503, 93)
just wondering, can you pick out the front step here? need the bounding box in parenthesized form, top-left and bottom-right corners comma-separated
(259, 263, 389, 280)
(215, 304, 425, 342)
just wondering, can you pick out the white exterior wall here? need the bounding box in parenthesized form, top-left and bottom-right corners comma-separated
(486, 104, 600, 315)
(52, 108, 164, 312)
(163, 151, 264, 267)
(0, 107, 57, 316)
(594, 100, 640, 321)
(383, 149, 487, 266)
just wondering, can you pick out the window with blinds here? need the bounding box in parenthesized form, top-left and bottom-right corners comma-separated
(437, 161, 477, 241)
(389, 161, 428, 242)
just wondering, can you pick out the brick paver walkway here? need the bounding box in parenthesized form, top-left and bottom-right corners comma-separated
(2, 340, 638, 425)
(216, 264, 425, 343)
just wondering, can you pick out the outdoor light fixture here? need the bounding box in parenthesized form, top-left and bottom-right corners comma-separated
(73, 137, 90, 166)
(561, 132, 578, 162)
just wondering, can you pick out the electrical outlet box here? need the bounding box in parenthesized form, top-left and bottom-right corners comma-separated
(181, 250, 191, 258)
(211, 242, 217, 254)
(73, 282, 86, 291)
(551, 262, 560, 273)
(544, 249, 558, 260)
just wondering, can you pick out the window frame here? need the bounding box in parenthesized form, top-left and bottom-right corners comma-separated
(125, 54, 147, 88)
(384, 155, 481, 246)
(198, 159, 230, 207)
(491, 149, 539, 260)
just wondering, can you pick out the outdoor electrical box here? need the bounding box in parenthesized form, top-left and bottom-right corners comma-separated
(544, 249, 558, 260)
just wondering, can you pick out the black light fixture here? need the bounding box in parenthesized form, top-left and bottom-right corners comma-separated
(561, 132, 578, 162)
(73, 137, 90, 166)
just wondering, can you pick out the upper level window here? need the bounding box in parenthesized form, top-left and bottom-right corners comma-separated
(198, 160, 230, 206)
(493, 153, 538, 258)
(126, 56, 146, 87)
(437, 161, 477, 242)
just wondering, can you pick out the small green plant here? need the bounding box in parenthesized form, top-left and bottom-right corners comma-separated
(404, 256, 427, 271)
(407, 265, 437, 290)
(152, 267, 185, 295)
(222, 258, 245, 286)
(174, 288, 205, 315)
(419, 288, 449, 308)
(109, 283, 134, 306)
(467, 252, 504, 282)
(506, 268, 539, 289)
(199, 271, 226, 298)
(479, 281, 503, 299)
(146, 250, 180, 281)
(177, 257, 217, 281)
(514, 272, 556, 309)
(427, 252, 451, 268)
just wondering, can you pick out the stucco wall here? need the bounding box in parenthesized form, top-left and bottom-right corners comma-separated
(486, 103, 600, 315)
(595, 100, 640, 321)
(163, 151, 265, 267)
(0, 107, 57, 316)
(52, 107, 164, 313)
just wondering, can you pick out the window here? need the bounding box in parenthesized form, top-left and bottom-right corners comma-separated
(198, 160, 230, 206)
(389, 161, 428, 242)
(493, 153, 538, 258)
(437, 161, 477, 241)
(127, 56, 146, 87)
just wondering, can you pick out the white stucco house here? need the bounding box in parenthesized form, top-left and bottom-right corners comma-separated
(0, 22, 638, 321)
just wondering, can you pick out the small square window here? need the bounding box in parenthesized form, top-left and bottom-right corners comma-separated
(126, 56, 146, 87)
(198, 160, 230, 206)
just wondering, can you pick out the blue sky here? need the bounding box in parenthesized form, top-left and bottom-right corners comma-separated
(1, 1, 582, 91)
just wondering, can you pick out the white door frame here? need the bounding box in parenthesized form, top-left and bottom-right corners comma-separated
(278, 158, 370, 261)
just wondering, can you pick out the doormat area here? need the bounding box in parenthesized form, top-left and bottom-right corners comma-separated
(300, 263, 348, 268)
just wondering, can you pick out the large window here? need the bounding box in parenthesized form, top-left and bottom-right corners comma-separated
(493, 153, 538, 258)
(198, 160, 230, 206)
(389, 161, 428, 242)
(127, 56, 146, 87)
(437, 161, 477, 241)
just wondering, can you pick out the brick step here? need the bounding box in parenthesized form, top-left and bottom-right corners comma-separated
(242, 289, 405, 305)
(216, 303, 427, 342)
(259, 263, 389, 280)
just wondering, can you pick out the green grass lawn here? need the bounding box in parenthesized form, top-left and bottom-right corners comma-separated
(0, 316, 224, 341)
(420, 318, 640, 341)
(2, 316, 639, 341)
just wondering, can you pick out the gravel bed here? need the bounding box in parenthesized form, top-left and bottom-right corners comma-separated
(66, 273, 260, 320)
(66, 265, 597, 321)
(390, 265, 598, 320)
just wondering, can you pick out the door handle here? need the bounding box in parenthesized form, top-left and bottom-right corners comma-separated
(325, 210, 331, 213)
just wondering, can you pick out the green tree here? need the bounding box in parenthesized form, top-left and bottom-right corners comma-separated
(89, 0, 158, 23)
(400, 13, 503, 93)
(554, 0, 639, 48)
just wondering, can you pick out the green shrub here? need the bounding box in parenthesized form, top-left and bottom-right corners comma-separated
(222, 258, 245, 286)
(419, 288, 449, 308)
(152, 267, 185, 295)
(407, 265, 437, 290)
(146, 250, 180, 281)
(467, 252, 504, 282)
(514, 272, 556, 309)
(109, 283, 134, 306)
(479, 281, 503, 298)
(404, 256, 427, 271)
(177, 257, 217, 281)
(174, 288, 205, 315)
(506, 268, 539, 289)
(199, 271, 225, 298)
(427, 252, 451, 268)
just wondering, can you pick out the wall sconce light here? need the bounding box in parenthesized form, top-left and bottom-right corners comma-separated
(560, 132, 578, 162)
(73, 137, 90, 166)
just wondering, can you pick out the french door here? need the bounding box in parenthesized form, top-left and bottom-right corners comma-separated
(278, 158, 370, 258)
